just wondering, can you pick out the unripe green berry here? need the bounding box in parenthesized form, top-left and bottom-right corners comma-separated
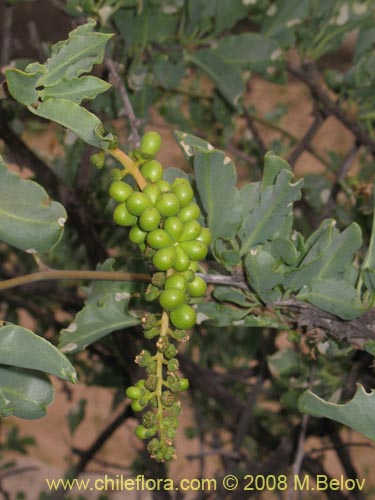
(109, 181, 133, 202)
(197, 227, 212, 246)
(126, 192, 152, 216)
(178, 203, 201, 222)
(131, 400, 145, 412)
(164, 216, 183, 241)
(141, 159, 163, 182)
(135, 424, 149, 439)
(129, 225, 147, 244)
(152, 246, 177, 271)
(139, 207, 161, 231)
(125, 386, 142, 400)
(164, 274, 188, 291)
(187, 276, 207, 297)
(159, 288, 185, 311)
(179, 220, 202, 242)
(172, 178, 194, 207)
(139, 131, 162, 157)
(170, 304, 196, 330)
(174, 246, 191, 272)
(180, 240, 208, 261)
(143, 184, 161, 205)
(113, 203, 137, 226)
(155, 193, 181, 217)
(147, 229, 173, 249)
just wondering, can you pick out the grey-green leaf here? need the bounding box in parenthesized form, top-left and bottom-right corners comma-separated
(194, 149, 242, 241)
(0, 155, 66, 253)
(38, 31, 113, 87)
(296, 279, 364, 320)
(27, 99, 117, 149)
(0, 323, 77, 383)
(299, 384, 375, 441)
(0, 365, 54, 419)
(5, 64, 45, 106)
(39, 76, 111, 104)
(239, 169, 303, 254)
(245, 246, 283, 302)
(59, 261, 140, 353)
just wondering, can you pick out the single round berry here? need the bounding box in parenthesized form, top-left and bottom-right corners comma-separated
(141, 159, 163, 182)
(170, 304, 196, 330)
(180, 240, 208, 261)
(147, 229, 173, 249)
(178, 203, 201, 222)
(187, 276, 207, 297)
(155, 193, 181, 217)
(179, 220, 202, 242)
(178, 378, 189, 391)
(135, 425, 149, 439)
(113, 203, 137, 226)
(164, 216, 183, 241)
(140, 131, 162, 157)
(126, 386, 142, 400)
(153, 246, 177, 271)
(164, 274, 188, 291)
(109, 181, 133, 202)
(156, 179, 171, 193)
(143, 184, 161, 205)
(159, 288, 185, 311)
(129, 225, 147, 244)
(131, 400, 145, 412)
(172, 179, 194, 207)
(139, 207, 161, 232)
(174, 246, 191, 272)
(126, 192, 152, 216)
(197, 227, 212, 246)
(188, 261, 199, 272)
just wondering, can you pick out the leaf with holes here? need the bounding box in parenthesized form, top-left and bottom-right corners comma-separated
(0, 155, 67, 253)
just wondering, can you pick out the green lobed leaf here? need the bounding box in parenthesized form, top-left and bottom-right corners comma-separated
(299, 384, 375, 441)
(0, 323, 77, 383)
(296, 279, 364, 320)
(268, 349, 304, 379)
(39, 76, 111, 104)
(187, 50, 244, 108)
(5, 64, 45, 106)
(213, 287, 250, 307)
(174, 130, 215, 159)
(0, 155, 66, 253)
(27, 99, 117, 149)
(362, 181, 375, 292)
(0, 365, 54, 419)
(37, 31, 113, 87)
(214, 0, 250, 34)
(59, 260, 140, 353)
(245, 246, 283, 303)
(152, 60, 185, 90)
(196, 302, 249, 327)
(193, 149, 243, 241)
(239, 169, 303, 255)
(286, 222, 362, 291)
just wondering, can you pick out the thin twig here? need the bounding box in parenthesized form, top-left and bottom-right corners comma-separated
(287, 414, 309, 500)
(0, 269, 150, 292)
(0, 4, 13, 68)
(196, 272, 249, 290)
(319, 142, 359, 221)
(287, 62, 375, 156)
(288, 111, 324, 166)
(105, 57, 142, 148)
(243, 108, 267, 157)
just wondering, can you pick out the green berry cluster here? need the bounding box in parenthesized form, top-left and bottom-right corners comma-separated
(108, 132, 211, 462)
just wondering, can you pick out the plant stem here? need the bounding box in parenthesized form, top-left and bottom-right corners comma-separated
(0, 270, 150, 292)
(156, 310, 170, 446)
(108, 147, 148, 190)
